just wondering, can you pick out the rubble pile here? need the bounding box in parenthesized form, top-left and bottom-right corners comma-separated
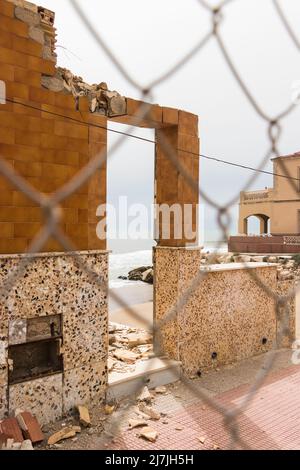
(42, 67, 127, 117)
(108, 322, 153, 374)
(0, 410, 44, 451)
(201, 251, 300, 282)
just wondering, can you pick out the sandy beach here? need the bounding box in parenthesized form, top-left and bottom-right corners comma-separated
(109, 282, 153, 329)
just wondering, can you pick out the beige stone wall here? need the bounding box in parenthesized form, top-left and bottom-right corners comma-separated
(154, 247, 293, 375)
(238, 153, 300, 236)
(0, 251, 108, 423)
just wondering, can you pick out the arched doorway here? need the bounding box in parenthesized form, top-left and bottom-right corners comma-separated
(243, 214, 270, 235)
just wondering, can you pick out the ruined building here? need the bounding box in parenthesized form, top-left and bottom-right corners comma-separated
(229, 152, 300, 253)
(0, 0, 295, 425)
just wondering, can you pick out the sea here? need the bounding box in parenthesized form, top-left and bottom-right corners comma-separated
(109, 242, 227, 288)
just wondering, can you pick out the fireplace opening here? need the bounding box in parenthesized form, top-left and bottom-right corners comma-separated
(8, 338, 63, 385)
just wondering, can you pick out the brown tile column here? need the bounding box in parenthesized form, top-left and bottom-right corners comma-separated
(87, 117, 107, 250)
(155, 110, 199, 247)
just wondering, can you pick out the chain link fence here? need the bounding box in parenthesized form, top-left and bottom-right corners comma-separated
(1, 0, 300, 450)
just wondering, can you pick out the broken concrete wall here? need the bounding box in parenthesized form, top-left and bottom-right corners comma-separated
(154, 247, 291, 375)
(0, 251, 108, 423)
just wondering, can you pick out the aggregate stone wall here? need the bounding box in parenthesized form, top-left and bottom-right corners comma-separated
(154, 247, 292, 375)
(0, 251, 108, 424)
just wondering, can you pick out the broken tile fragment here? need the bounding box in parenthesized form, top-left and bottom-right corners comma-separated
(138, 404, 160, 421)
(113, 349, 139, 364)
(77, 405, 91, 427)
(139, 426, 158, 443)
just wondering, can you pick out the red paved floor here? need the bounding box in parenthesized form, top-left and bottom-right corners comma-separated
(110, 365, 300, 450)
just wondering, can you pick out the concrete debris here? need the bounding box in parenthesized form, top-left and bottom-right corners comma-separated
(77, 405, 91, 427)
(41, 68, 127, 118)
(47, 426, 80, 445)
(127, 332, 152, 348)
(108, 323, 153, 374)
(154, 386, 167, 394)
(20, 439, 34, 450)
(137, 386, 152, 403)
(138, 404, 160, 421)
(105, 405, 115, 415)
(128, 419, 147, 429)
(138, 426, 158, 443)
(113, 349, 139, 364)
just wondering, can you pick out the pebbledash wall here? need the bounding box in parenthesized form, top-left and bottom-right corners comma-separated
(0, 0, 200, 422)
(154, 247, 296, 375)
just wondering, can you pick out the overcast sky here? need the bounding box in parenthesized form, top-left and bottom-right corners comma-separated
(40, 0, 300, 248)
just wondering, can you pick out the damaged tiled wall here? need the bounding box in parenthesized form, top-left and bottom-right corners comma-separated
(0, 0, 111, 253)
(154, 247, 295, 375)
(0, 251, 108, 424)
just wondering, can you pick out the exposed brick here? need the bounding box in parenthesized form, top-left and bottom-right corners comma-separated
(61, 208, 78, 224)
(0, 126, 14, 144)
(0, 29, 13, 48)
(0, 191, 13, 206)
(40, 133, 68, 150)
(29, 86, 55, 105)
(64, 193, 88, 210)
(0, 45, 27, 67)
(89, 127, 106, 144)
(78, 209, 88, 223)
(54, 120, 88, 140)
(0, 62, 14, 81)
(0, 0, 15, 17)
(66, 138, 90, 154)
(0, 174, 15, 191)
(6, 81, 29, 100)
(88, 169, 106, 198)
(13, 35, 42, 57)
(0, 222, 13, 237)
(14, 160, 42, 177)
(127, 98, 162, 123)
(43, 237, 65, 252)
(14, 222, 41, 238)
(54, 93, 77, 110)
(0, 238, 28, 253)
(0, 143, 41, 162)
(45, 149, 79, 166)
(178, 110, 198, 136)
(0, 206, 41, 222)
(0, 14, 28, 38)
(41, 162, 77, 179)
(14, 66, 41, 87)
(15, 129, 40, 147)
(13, 98, 41, 117)
(163, 107, 179, 125)
(27, 55, 55, 75)
(88, 223, 106, 250)
(65, 223, 88, 239)
(178, 133, 199, 155)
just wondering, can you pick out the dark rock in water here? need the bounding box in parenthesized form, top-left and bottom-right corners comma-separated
(142, 268, 153, 284)
(128, 266, 152, 281)
(118, 276, 127, 280)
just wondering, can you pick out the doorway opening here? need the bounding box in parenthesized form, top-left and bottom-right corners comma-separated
(106, 121, 156, 388)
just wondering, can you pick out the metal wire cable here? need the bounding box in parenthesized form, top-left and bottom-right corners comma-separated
(0, 0, 300, 450)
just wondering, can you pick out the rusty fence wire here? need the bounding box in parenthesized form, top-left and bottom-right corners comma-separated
(1, 0, 300, 450)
